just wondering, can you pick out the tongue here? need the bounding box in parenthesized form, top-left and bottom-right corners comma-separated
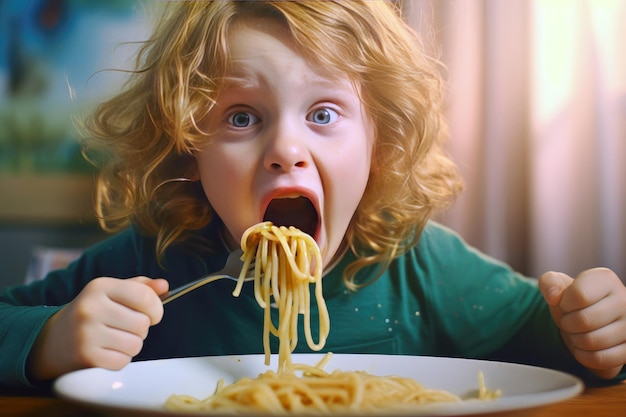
(263, 197, 318, 237)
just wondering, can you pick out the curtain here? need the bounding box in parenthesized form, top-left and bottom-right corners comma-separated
(404, 0, 626, 281)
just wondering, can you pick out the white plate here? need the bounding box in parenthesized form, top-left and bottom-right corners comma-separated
(54, 354, 583, 416)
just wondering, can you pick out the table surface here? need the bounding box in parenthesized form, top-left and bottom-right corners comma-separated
(1, 380, 624, 417)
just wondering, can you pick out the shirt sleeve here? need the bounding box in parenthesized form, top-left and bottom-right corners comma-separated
(0, 303, 62, 388)
(0, 228, 142, 389)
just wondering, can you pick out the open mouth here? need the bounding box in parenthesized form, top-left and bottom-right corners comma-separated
(263, 196, 319, 238)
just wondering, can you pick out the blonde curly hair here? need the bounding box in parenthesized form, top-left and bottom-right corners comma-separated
(80, 0, 462, 287)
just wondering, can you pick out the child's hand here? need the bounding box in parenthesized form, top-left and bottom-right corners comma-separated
(539, 268, 626, 379)
(27, 276, 168, 382)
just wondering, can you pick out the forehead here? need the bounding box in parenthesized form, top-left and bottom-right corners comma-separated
(224, 16, 348, 86)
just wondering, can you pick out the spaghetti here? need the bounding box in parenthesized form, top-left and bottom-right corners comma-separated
(233, 222, 329, 372)
(164, 222, 500, 413)
(164, 353, 475, 414)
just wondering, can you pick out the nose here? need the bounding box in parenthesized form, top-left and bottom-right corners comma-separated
(263, 120, 309, 172)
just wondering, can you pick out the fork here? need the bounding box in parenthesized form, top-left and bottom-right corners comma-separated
(160, 249, 255, 304)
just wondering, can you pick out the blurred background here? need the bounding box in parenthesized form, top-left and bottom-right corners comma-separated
(406, 0, 625, 282)
(0, 0, 624, 287)
(0, 0, 151, 285)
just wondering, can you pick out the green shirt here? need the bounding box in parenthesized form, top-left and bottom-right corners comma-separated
(0, 221, 621, 388)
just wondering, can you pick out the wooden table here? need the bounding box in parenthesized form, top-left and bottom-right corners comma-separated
(1, 381, 624, 416)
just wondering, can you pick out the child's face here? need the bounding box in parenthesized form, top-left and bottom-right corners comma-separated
(195, 18, 374, 268)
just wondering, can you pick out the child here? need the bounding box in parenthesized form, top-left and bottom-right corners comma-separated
(1, 0, 625, 389)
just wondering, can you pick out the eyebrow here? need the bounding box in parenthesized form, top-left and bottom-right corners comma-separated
(222, 74, 260, 90)
(222, 72, 352, 94)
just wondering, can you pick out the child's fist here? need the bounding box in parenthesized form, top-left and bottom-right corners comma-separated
(539, 268, 626, 379)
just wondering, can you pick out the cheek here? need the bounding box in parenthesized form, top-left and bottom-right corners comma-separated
(338, 159, 370, 210)
(327, 139, 373, 216)
(318, 140, 371, 264)
(196, 154, 228, 203)
(195, 150, 253, 220)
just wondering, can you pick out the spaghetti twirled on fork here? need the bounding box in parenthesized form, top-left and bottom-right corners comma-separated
(233, 222, 329, 372)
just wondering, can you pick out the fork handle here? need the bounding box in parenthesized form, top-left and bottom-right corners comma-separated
(160, 275, 229, 305)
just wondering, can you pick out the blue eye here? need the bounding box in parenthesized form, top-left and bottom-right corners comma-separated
(228, 111, 259, 128)
(307, 107, 338, 125)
